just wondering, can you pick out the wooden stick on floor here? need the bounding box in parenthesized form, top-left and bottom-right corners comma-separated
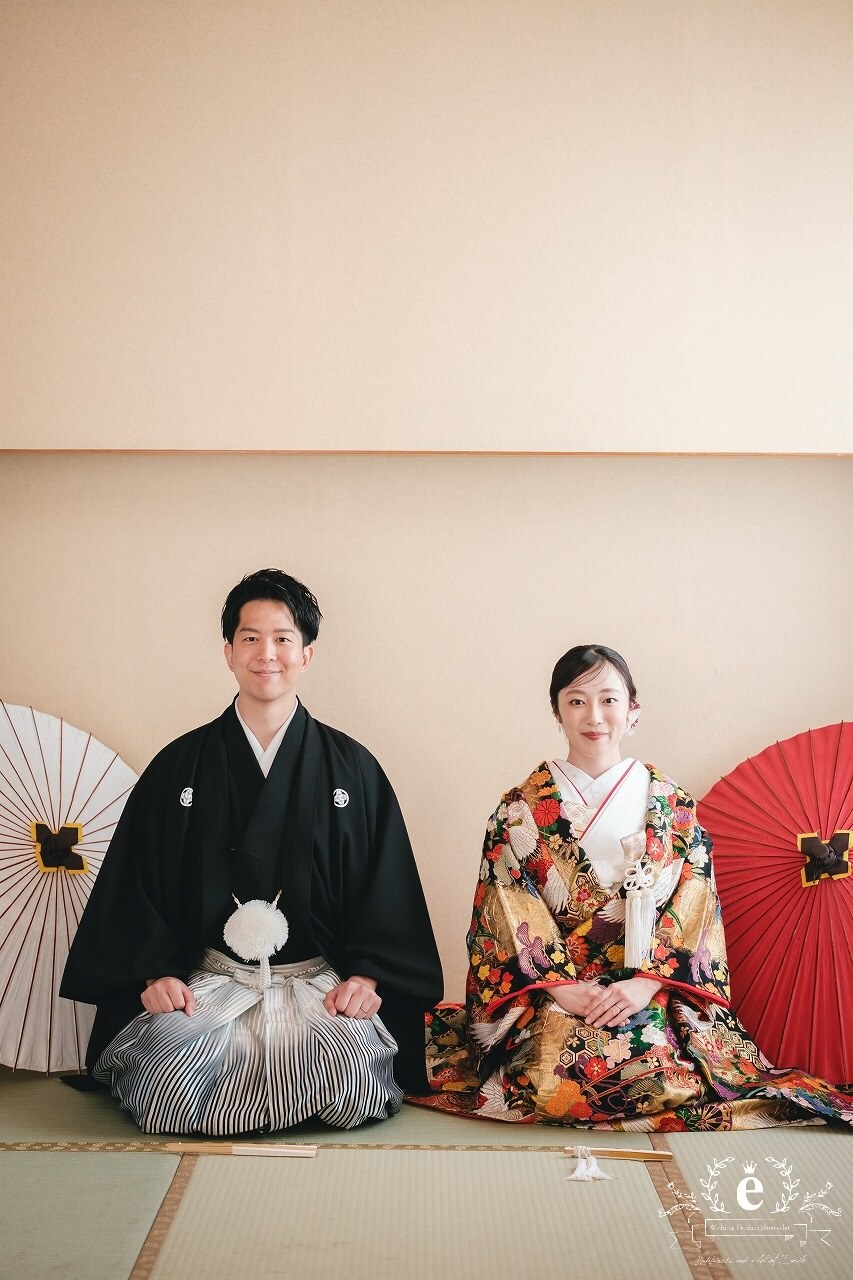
(563, 1146, 672, 1162)
(164, 1142, 318, 1158)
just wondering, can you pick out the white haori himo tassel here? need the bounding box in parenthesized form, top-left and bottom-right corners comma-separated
(223, 891, 289, 990)
(566, 1145, 612, 1182)
(622, 856, 656, 969)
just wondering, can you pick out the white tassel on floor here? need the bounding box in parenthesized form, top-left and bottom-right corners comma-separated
(566, 1145, 613, 1181)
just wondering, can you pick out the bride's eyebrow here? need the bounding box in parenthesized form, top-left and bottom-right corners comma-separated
(566, 686, 623, 695)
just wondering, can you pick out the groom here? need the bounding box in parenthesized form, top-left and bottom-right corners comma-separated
(62, 568, 442, 1129)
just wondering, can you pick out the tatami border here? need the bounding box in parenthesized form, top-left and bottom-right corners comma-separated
(1, 1138, 583, 1152)
(129, 1154, 199, 1280)
(646, 1135, 734, 1280)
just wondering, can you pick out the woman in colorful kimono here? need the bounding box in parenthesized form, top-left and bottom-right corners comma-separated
(415, 644, 853, 1129)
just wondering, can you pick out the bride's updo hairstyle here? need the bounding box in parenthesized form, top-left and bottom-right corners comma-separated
(549, 645, 638, 715)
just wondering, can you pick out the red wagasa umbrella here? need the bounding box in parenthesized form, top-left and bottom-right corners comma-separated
(698, 722, 853, 1085)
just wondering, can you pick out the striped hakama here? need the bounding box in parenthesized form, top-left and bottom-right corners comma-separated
(93, 949, 403, 1134)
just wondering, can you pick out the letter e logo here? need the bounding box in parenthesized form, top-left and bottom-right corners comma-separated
(737, 1176, 764, 1211)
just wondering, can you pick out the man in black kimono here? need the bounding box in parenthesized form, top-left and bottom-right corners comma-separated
(61, 569, 442, 1131)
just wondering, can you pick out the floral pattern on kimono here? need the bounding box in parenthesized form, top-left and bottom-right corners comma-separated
(412, 763, 853, 1130)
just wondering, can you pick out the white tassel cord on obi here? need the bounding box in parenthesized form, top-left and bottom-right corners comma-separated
(223, 891, 289, 991)
(622, 858, 656, 969)
(566, 1145, 612, 1181)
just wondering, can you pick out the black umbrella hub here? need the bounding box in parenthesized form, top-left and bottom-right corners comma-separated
(798, 830, 851, 886)
(30, 822, 87, 874)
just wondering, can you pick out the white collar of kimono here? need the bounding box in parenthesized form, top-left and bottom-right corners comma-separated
(548, 756, 650, 873)
(235, 698, 299, 777)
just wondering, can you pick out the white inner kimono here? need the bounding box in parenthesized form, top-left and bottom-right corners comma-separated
(548, 756, 651, 889)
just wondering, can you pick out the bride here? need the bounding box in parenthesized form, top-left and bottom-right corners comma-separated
(414, 644, 852, 1129)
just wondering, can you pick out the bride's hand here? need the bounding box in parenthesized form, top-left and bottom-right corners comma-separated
(583, 976, 663, 1028)
(549, 982, 606, 1018)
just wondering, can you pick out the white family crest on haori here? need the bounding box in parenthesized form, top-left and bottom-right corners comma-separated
(179, 787, 193, 807)
(333, 788, 349, 808)
(0, 702, 138, 1072)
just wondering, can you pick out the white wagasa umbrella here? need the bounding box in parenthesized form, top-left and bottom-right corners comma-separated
(0, 701, 137, 1072)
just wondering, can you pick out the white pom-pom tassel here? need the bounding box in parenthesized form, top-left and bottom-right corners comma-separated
(566, 1146, 612, 1181)
(223, 892, 289, 989)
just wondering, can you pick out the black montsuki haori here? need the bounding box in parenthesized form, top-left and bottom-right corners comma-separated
(61, 701, 443, 1092)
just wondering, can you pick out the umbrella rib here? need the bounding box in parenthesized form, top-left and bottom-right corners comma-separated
(709, 773, 800, 841)
(58, 882, 78, 1065)
(58, 717, 64, 829)
(701, 804, 797, 846)
(64, 732, 94, 826)
(767, 885, 845, 1076)
(728, 873, 813, 957)
(0, 863, 41, 899)
(0, 763, 42, 828)
(775, 739, 814, 835)
(806, 729, 825, 839)
(799, 890, 835, 1080)
(48, 870, 59, 1071)
(0, 818, 28, 841)
(40, 875, 61, 1069)
(0, 862, 44, 919)
(13, 869, 54, 1071)
(65, 870, 90, 923)
(737, 757, 806, 836)
(749, 752, 811, 831)
(827, 775, 853, 835)
(823, 723, 842, 834)
(0, 703, 53, 827)
(30, 706, 57, 833)
(831, 906, 853, 1082)
(727, 891, 805, 955)
(825, 723, 853, 833)
(76, 833, 111, 849)
(0, 804, 31, 835)
(59, 875, 87, 1071)
(68, 753, 122, 826)
(741, 887, 820, 1050)
(76, 781, 135, 831)
(0, 845, 40, 873)
(0, 870, 50, 1006)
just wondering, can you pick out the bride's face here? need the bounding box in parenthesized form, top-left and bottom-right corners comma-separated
(554, 662, 634, 770)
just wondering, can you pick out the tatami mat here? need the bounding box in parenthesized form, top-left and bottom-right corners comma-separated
(146, 1147, 693, 1280)
(662, 1130, 852, 1280)
(1, 1067, 643, 1148)
(4, 1067, 851, 1280)
(0, 1151, 178, 1280)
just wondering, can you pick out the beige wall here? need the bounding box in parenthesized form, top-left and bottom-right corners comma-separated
(2, 453, 851, 995)
(3, 0, 853, 453)
(3, 6, 851, 993)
